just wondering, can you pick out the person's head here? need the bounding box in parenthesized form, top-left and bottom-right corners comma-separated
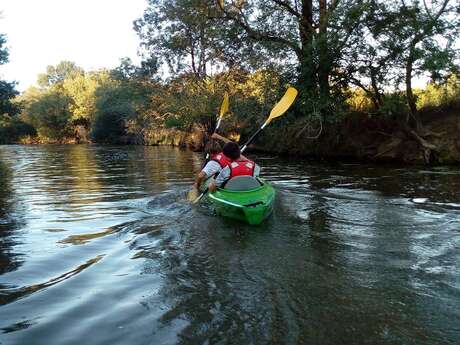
(223, 142, 240, 160)
(204, 140, 222, 155)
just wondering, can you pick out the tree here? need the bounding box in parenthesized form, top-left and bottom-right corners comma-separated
(216, 1, 371, 117)
(134, 0, 254, 79)
(20, 87, 72, 140)
(91, 78, 135, 142)
(345, 0, 460, 162)
(0, 32, 31, 143)
(395, 0, 458, 132)
(0, 33, 8, 64)
(37, 61, 84, 88)
(62, 70, 112, 127)
(111, 57, 158, 81)
(0, 34, 19, 116)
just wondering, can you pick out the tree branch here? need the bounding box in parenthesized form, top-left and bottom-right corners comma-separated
(272, 0, 301, 17)
(218, 1, 303, 58)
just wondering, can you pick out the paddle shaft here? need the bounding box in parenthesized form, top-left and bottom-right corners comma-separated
(240, 121, 268, 153)
(204, 117, 223, 162)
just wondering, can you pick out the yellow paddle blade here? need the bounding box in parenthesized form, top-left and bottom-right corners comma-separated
(187, 187, 199, 202)
(267, 87, 298, 124)
(219, 92, 229, 118)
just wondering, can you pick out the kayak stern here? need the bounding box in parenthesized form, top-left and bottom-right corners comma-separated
(206, 178, 275, 225)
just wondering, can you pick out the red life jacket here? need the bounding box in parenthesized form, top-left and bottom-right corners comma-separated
(229, 159, 256, 178)
(212, 152, 256, 178)
(211, 152, 232, 168)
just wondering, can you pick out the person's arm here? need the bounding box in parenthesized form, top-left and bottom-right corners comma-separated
(194, 161, 221, 189)
(208, 181, 218, 192)
(209, 166, 230, 192)
(211, 132, 231, 143)
(193, 171, 207, 189)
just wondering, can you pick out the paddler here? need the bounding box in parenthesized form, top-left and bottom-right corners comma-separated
(207, 139, 260, 192)
(193, 133, 257, 191)
(193, 137, 223, 190)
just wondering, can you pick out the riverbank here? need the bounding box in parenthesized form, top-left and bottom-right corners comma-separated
(5, 109, 459, 165)
(266, 108, 460, 164)
(137, 109, 460, 165)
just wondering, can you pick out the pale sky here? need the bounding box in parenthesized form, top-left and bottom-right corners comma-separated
(0, 0, 147, 91)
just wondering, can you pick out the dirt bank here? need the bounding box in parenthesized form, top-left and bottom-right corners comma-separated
(158, 110, 460, 165)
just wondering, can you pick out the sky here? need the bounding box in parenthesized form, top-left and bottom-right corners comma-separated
(0, 0, 147, 91)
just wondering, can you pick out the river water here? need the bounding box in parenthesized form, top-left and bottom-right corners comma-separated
(0, 145, 458, 345)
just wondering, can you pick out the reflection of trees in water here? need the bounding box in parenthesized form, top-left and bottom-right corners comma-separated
(0, 158, 25, 276)
(35, 145, 104, 207)
(138, 146, 199, 187)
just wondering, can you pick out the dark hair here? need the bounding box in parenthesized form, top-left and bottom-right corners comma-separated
(223, 142, 240, 160)
(204, 140, 222, 154)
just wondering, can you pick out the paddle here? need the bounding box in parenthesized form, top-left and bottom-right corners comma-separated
(204, 91, 229, 162)
(188, 92, 229, 201)
(240, 86, 298, 152)
(192, 87, 298, 204)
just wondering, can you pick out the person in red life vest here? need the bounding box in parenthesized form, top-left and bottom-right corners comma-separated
(193, 138, 223, 191)
(208, 141, 260, 192)
(193, 133, 255, 190)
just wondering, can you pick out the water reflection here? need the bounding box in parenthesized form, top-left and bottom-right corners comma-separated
(0, 146, 458, 345)
(0, 157, 25, 276)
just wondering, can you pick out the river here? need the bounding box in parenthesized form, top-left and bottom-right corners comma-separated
(0, 145, 459, 345)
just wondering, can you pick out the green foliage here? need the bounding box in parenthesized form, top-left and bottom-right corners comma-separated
(345, 89, 376, 113)
(16, 60, 156, 144)
(91, 79, 134, 142)
(0, 80, 20, 116)
(127, 67, 287, 145)
(377, 93, 409, 117)
(0, 114, 35, 144)
(134, 0, 218, 78)
(0, 34, 9, 65)
(164, 117, 184, 129)
(37, 61, 84, 88)
(62, 70, 112, 125)
(0, 34, 20, 118)
(112, 57, 158, 81)
(91, 74, 154, 142)
(20, 88, 72, 140)
(417, 74, 460, 110)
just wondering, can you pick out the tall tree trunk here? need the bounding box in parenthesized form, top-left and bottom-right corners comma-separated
(318, 0, 330, 100)
(370, 67, 383, 109)
(405, 43, 423, 133)
(299, 0, 316, 91)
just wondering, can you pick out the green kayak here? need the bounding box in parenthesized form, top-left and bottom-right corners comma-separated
(204, 176, 275, 225)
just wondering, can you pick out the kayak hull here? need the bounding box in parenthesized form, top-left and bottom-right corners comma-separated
(206, 178, 275, 225)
